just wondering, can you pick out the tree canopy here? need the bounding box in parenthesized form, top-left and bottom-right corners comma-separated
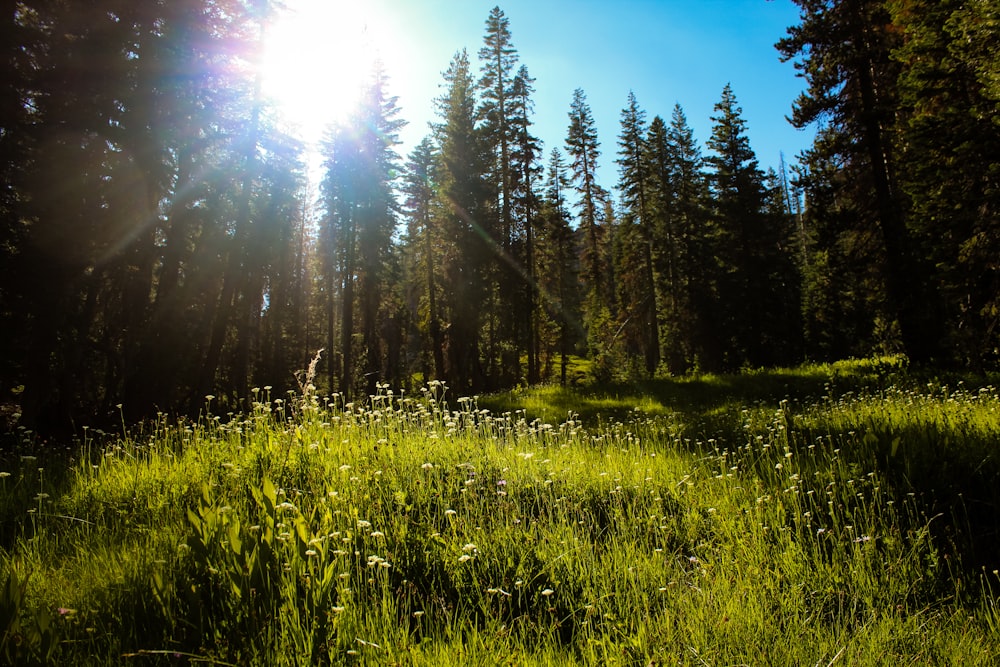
(1, 1, 997, 433)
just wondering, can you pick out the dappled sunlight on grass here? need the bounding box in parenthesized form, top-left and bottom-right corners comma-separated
(483, 356, 914, 427)
(1, 361, 999, 663)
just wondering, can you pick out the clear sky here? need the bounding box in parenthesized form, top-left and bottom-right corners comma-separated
(261, 0, 814, 187)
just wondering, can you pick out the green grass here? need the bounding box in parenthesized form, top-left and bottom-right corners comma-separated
(1, 361, 999, 665)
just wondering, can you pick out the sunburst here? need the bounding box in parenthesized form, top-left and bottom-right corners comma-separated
(260, 0, 394, 141)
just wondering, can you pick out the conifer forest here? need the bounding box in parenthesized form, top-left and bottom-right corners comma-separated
(1, 1, 998, 432)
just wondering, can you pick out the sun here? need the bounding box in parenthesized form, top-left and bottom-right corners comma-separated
(260, 0, 391, 142)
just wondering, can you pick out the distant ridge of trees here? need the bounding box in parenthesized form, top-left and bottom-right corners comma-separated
(1, 1, 997, 433)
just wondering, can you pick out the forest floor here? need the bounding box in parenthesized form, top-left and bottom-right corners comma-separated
(1, 357, 999, 665)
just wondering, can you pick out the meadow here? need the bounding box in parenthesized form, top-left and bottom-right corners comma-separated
(1, 357, 999, 665)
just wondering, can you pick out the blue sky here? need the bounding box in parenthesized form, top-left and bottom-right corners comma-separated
(264, 0, 813, 186)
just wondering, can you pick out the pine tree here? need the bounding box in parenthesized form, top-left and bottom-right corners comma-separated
(401, 136, 446, 382)
(3, 0, 312, 428)
(778, 0, 938, 362)
(477, 7, 518, 248)
(565, 89, 610, 337)
(318, 62, 403, 396)
(477, 6, 522, 382)
(645, 105, 710, 373)
(320, 122, 359, 396)
(433, 49, 493, 391)
(889, 0, 1000, 367)
(357, 63, 405, 395)
(509, 65, 544, 383)
(539, 148, 581, 385)
(259, 165, 311, 396)
(0, 0, 41, 395)
(795, 128, 888, 359)
(706, 84, 797, 368)
(616, 91, 659, 375)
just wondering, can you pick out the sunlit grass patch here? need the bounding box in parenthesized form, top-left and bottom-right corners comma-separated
(1, 366, 999, 664)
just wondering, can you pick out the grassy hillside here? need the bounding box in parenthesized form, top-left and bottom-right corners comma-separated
(1, 358, 999, 664)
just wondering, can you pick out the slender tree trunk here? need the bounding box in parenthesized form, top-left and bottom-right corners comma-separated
(849, 0, 937, 362)
(426, 209, 445, 380)
(635, 178, 659, 377)
(326, 266, 336, 395)
(195, 68, 262, 406)
(559, 233, 570, 387)
(294, 202, 310, 372)
(340, 223, 356, 396)
(525, 199, 538, 384)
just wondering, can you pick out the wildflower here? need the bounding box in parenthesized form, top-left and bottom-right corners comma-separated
(462, 543, 477, 552)
(421, 462, 434, 470)
(541, 588, 554, 597)
(412, 610, 425, 617)
(444, 509, 457, 517)
(458, 554, 472, 563)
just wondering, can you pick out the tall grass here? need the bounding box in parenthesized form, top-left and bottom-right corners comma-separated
(1, 360, 998, 664)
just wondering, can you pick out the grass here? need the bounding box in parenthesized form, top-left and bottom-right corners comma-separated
(0, 359, 998, 664)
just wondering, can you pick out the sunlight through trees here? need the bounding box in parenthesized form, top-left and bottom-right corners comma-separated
(0, 1, 997, 431)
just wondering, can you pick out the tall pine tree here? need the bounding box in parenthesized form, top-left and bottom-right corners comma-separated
(778, 0, 939, 363)
(616, 91, 659, 375)
(707, 84, 799, 369)
(566, 88, 613, 373)
(433, 49, 493, 391)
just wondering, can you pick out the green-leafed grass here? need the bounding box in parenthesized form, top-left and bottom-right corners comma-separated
(1, 362, 999, 665)
(481, 356, 912, 426)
